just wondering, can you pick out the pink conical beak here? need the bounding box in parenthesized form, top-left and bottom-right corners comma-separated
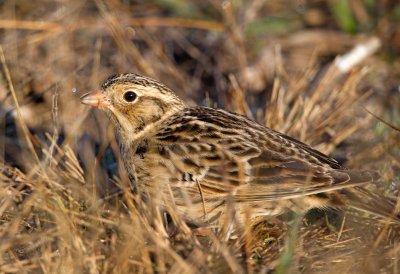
(80, 91, 111, 108)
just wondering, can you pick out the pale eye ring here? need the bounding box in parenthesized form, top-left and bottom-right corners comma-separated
(123, 91, 137, 102)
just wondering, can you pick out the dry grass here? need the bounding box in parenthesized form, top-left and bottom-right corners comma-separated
(0, 1, 399, 273)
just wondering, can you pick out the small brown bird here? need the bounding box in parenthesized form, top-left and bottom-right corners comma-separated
(80, 73, 397, 225)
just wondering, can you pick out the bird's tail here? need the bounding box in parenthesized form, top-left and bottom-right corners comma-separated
(341, 186, 400, 224)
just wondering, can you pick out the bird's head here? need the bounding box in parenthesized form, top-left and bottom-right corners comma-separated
(80, 73, 185, 139)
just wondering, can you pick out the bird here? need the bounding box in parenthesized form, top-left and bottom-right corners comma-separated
(80, 73, 398, 226)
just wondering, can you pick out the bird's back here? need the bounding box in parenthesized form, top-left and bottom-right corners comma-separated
(125, 106, 377, 224)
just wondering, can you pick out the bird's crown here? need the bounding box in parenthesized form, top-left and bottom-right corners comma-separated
(102, 73, 173, 95)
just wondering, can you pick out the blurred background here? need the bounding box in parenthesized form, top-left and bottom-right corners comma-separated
(0, 0, 400, 273)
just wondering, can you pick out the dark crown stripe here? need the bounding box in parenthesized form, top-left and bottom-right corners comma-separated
(101, 73, 171, 95)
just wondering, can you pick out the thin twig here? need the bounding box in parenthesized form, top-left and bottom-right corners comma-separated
(0, 17, 224, 32)
(363, 107, 400, 132)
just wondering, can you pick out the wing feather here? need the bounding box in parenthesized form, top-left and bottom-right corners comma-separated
(155, 107, 373, 203)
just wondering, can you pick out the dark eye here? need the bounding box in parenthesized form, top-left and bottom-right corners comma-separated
(123, 91, 137, 102)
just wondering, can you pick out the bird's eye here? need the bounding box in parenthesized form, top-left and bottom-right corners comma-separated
(123, 91, 137, 102)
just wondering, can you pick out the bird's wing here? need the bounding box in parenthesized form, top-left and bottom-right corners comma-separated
(155, 107, 373, 201)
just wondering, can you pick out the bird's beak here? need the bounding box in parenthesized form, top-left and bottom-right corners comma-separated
(80, 91, 111, 108)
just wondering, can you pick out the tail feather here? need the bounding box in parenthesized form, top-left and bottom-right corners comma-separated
(328, 169, 400, 224)
(341, 186, 400, 224)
